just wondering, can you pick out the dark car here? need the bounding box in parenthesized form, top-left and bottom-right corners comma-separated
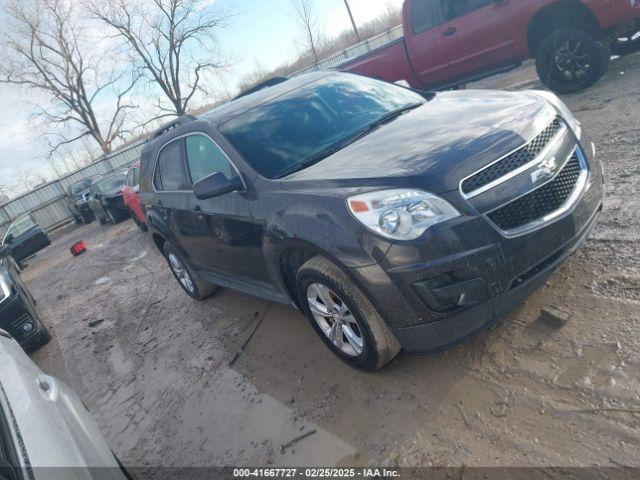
(2, 214, 51, 269)
(139, 72, 604, 371)
(0, 245, 50, 352)
(66, 176, 100, 224)
(87, 172, 129, 225)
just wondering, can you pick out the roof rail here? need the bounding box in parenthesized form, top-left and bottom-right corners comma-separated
(151, 115, 197, 140)
(234, 77, 289, 99)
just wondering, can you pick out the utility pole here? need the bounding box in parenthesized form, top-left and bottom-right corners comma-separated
(343, 0, 361, 41)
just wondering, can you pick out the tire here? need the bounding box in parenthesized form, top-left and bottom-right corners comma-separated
(98, 215, 107, 226)
(296, 256, 401, 371)
(106, 208, 118, 224)
(536, 28, 611, 94)
(162, 242, 217, 300)
(130, 210, 148, 232)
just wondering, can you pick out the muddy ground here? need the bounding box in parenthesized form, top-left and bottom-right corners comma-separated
(26, 52, 640, 470)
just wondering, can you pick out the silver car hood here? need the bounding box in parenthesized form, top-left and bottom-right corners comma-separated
(0, 335, 125, 479)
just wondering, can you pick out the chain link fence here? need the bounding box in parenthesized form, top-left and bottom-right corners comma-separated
(0, 138, 146, 238)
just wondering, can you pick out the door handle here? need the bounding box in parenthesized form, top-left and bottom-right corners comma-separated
(443, 26, 457, 36)
(193, 205, 202, 212)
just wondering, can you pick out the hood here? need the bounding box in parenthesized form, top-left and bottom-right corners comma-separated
(283, 90, 557, 193)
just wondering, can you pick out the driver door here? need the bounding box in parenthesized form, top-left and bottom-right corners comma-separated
(182, 133, 270, 285)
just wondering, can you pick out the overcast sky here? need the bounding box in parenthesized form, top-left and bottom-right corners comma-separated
(0, 0, 404, 198)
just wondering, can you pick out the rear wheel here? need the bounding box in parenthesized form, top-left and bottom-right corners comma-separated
(536, 28, 611, 94)
(98, 214, 107, 226)
(162, 242, 217, 300)
(296, 256, 401, 371)
(130, 210, 148, 232)
(106, 208, 118, 224)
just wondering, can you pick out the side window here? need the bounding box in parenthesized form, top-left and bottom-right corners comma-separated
(441, 0, 493, 21)
(133, 168, 140, 186)
(125, 169, 135, 187)
(185, 134, 236, 184)
(155, 140, 188, 191)
(410, 0, 440, 34)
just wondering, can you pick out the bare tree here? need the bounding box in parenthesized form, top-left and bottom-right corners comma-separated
(0, 180, 11, 205)
(91, 0, 231, 117)
(0, 0, 139, 155)
(291, 0, 324, 65)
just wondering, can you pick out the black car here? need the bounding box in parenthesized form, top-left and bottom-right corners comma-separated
(0, 245, 50, 352)
(66, 176, 100, 224)
(139, 72, 604, 371)
(2, 215, 51, 269)
(87, 172, 129, 225)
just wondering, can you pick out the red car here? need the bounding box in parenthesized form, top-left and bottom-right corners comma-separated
(123, 161, 148, 231)
(342, 0, 640, 94)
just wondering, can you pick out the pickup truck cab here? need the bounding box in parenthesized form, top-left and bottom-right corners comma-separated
(342, 0, 640, 93)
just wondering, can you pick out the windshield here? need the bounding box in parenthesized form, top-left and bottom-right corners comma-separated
(96, 174, 125, 193)
(220, 75, 427, 179)
(70, 178, 95, 195)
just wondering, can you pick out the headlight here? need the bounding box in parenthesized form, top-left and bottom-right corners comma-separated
(347, 189, 460, 240)
(530, 90, 581, 139)
(0, 270, 12, 305)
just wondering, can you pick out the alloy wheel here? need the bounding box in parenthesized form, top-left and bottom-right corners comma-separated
(306, 283, 364, 357)
(554, 39, 591, 82)
(168, 253, 195, 294)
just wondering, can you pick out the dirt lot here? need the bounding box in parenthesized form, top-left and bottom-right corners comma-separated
(25, 53, 640, 470)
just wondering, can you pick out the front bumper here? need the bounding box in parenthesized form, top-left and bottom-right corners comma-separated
(0, 293, 48, 352)
(350, 140, 604, 354)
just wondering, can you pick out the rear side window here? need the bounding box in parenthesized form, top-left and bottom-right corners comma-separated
(410, 0, 439, 34)
(185, 135, 235, 184)
(154, 141, 188, 191)
(133, 168, 140, 185)
(441, 0, 493, 21)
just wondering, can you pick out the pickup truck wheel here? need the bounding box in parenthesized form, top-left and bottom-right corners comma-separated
(536, 28, 611, 94)
(162, 242, 217, 300)
(296, 256, 401, 371)
(98, 215, 107, 226)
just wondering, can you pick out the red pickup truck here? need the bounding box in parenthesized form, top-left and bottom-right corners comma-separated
(341, 0, 640, 93)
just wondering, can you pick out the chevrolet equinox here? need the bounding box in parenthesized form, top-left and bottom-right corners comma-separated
(139, 72, 604, 371)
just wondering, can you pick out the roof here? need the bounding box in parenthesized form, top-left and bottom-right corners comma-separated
(201, 71, 333, 126)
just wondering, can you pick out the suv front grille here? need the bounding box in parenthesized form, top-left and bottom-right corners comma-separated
(461, 118, 563, 195)
(487, 152, 581, 231)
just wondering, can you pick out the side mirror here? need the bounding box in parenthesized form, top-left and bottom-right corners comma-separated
(0, 244, 10, 257)
(193, 172, 243, 200)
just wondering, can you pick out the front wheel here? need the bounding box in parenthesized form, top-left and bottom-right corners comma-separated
(296, 256, 401, 371)
(536, 28, 611, 94)
(162, 242, 217, 300)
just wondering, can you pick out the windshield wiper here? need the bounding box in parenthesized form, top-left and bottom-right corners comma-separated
(274, 103, 423, 179)
(362, 103, 423, 131)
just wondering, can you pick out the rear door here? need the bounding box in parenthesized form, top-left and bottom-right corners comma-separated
(437, 0, 515, 80)
(405, 0, 452, 85)
(152, 139, 195, 254)
(182, 133, 271, 284)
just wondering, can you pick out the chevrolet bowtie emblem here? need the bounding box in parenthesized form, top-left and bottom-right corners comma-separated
(531, 156, 558, 183)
